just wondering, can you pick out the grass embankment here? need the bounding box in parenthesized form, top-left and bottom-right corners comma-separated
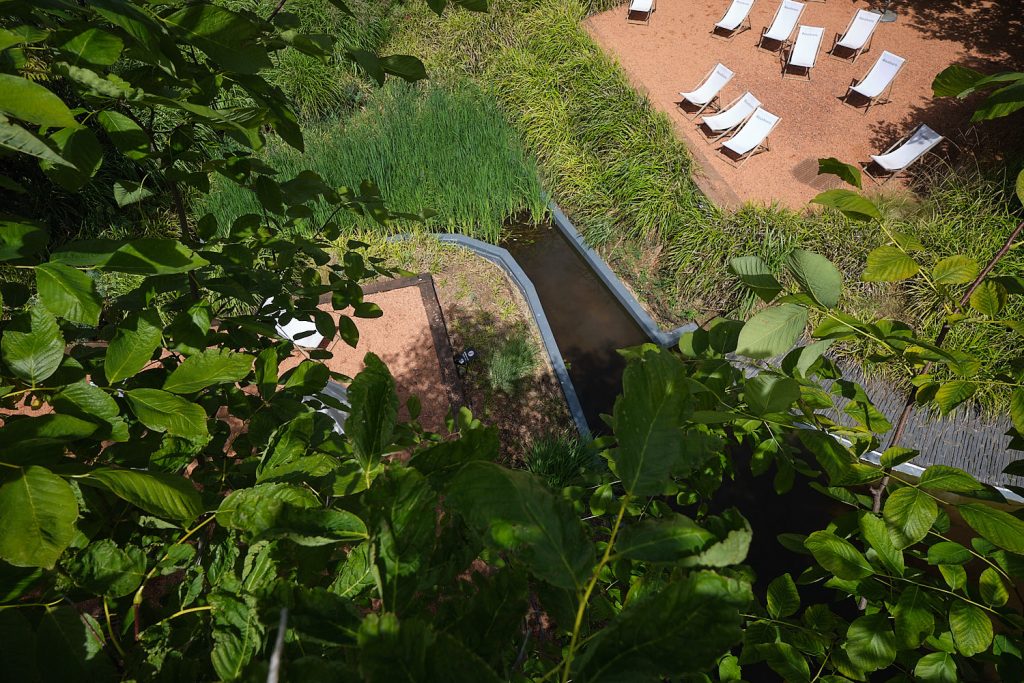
(206, 82, 545, 242)
(388, 0, 1024, 408)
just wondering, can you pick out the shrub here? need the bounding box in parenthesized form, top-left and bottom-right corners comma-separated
(486, 334, 538, 393)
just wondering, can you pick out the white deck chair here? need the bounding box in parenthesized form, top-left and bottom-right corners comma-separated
(713, 0, 755, 38)
(758, 0, 805, 50)
(844, 50, 905, 112)
(828, 10, 881, 62)
(678, 63, 734, 119)
(627, 0, 656, 25)
(699, 91, 761, 142)
(864, 124, 944, 184)
(783, 25, 824, 79)
(270, 304, 326, 349)
(720, 107, 780, 166)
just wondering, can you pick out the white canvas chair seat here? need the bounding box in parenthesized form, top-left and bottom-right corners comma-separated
(628, 0, 656, 24)
(865, 124, 943, 182)
(721, 107, 779, 165)
(679, 63, 734, 118)
(760, 0, 804, 47)
(273, 311, 326, 349)
(714, 0, 754, 36)
(846, 50, 905, 111)
(784, 25, 823, 78)
(700, 91, 761, 140)
(831, 9, 881, 60)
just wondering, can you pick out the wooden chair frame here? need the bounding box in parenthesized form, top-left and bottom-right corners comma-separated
(842, 60, 903, 114)
(711, 0, 753, 40)
(697, 92, 755, 142)
(677, 64, 729, 120)
(780, 35, 819, 80)
(626, 0, 656, 25)
(757, 1, 804, 52)
(719, 120, 779, 167)
(827, 12, 878, 62)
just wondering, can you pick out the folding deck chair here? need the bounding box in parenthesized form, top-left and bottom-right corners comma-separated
(713, 0, 755, 39)
(843, 50, 905, 112)
(828, 9, 882, 62)
(699, 91, 761, 142)
(678, 63, 735, 119)
(782, 25, 824, 79)
(719, 107, 780, 166)
(863, 124, 944, 184)
(758, 0, 805, 51)
(627, 0, 656, 24)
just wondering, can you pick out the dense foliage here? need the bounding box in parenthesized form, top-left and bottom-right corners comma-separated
(2, 1, 1024, 683)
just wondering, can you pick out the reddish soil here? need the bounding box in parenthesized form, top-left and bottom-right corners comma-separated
(586, 0, 1023, 208)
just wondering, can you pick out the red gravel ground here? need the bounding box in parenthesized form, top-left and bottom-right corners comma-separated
(586, 0, 1023, 208)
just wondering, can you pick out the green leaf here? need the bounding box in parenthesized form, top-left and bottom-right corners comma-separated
(97, 111, 150, 160)
(0, 117, 74, 166)
(949, 601, 992, 656)
(0, 74, 78, 128)
(164, 349, 254, 394)
(125, 388, 209, 439)
(744, 375, 800, 416)
(572, 572, 751, 682)
(35, 262, 102, 326)
(972, 81, 1024, 122)
(804, 530, 872, 580)
(939, 563, 966, 590)
(61, 28, 124, 66)
(932, 64, 985, 97)
(217, 483, 367, 545)
(786, 249, 842, 308)
(863, 246, 919, 281)
(0, 466, 78, 568)
(959, 503, 1024, 554)
(766, 573, 799, 618)
(1, 307, 65, 383)
(40, 126, 103, 191)
(728, 255, 783, 303)
(345, 353, 398, 479)
(210, 593, 264, 681)
(845, 613, 897, 673)
(680, 509, 752, 567)
(736, 304, 807, 359)
(447, 462, 593, 590)
(883, 486, 938, 548)
(83, 467, 202, 523)
(104, 309, 162, 383)
(1011, 388, 1024, 435)
(859, 513, 904, 575)
(164, 4, 271, 74)
(919, 465, 982, 493)
(931, 255, 979, 285)
(616, 514, 715, 562)
(880, 446, 918, 468)
(932, 380, 976, 416)
(914, 652, 957, 683)
(54, 238, 209, 275)
(979, 567, 1008, 606)
(1017, 168, 1024, 205)
(894, 586, 934, 649)
(53, 381, 128, 441)
(817, 157, 862, 188)
(969, 280, 1006, 317)
(612, 346, 695, 494)
(927, 541, 972, 565)
(0, 218, 48, 261)
(379, 54, 427, 81)
(113, 179, 154, 207)
(66, 539, 145, 598)
(812, 189, 881, 221)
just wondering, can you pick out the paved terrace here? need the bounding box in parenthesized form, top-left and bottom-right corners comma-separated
(587, 0, 1023, 208)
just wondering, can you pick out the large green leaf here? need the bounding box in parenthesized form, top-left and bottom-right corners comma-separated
(60, 28, 123, 67)
(1011, 388, 1024, 435)
(786, 249, 842, 308)
(210, 593, 264, 681)
(972, 81, 1024, 121)
(104, 309, 162, 383)
(728, 256, 782, 302)
(0, 73, 78, 128)
(958, 503, 1024, 554)
(82, 467, 202, 523)
(927, 541, 972, 566)
(680, 509, 752, 567)
(217, 483, 367, 545)
(949, 601, 992, 656)
(859, 512, 904, 576)
(932, 380, 976, 416)
(919, 465, 982, 493)
(96, 111, 150, 160)
(735, 304, 807, 359)
(125, 388, 209, 438)
(611, 346, 694, 495)
(914, 652, 957, 683)
(35, 262, 102, 326)
(932, 64, 985, 97)
(53, 238, 209, 274)
(845, 613, 897, 673)
(969, 280, 1006, 317)
(345, 353, 398, 479)
(817, 157, 862, 189)
(0, 218, 48, 261)
(65, 539, 145, 598)
(766, 573, 799, 619)
(53, 381, 129, 442)
(447, 462, 593, 590)
(164, 4, 271, 74)
(1, 306, 65, 383)
(0, 466, 78, 568)
(804, 530, 872, 580)
(39, 126, 103, 191)
(616, 514, 715, 562)
(979, 567, 1009, 607)
(743, 375, 800, 416)
(164, 349, 254, 394)
(572, 572, 750, 682)
(894, 586, 934, 649)
(812, 189, 881, 221)
(862, 246, 919, 281)
(0, 117, 74, 166)
(931, 255, 978, 285)
(883, 486, 938, 548)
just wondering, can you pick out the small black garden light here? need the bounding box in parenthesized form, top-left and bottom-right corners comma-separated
(454, 347, 478, 367)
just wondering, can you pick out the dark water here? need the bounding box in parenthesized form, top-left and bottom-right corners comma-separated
(501, 222, 649, 430)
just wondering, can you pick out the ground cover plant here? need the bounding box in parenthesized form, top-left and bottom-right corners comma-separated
(4, 1, 1024, 682)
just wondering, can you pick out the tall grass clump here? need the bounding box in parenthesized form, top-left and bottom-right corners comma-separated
(523, 431, 598, 489)
(487, 335, 538, 394)
(206, 81, 545, 242)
